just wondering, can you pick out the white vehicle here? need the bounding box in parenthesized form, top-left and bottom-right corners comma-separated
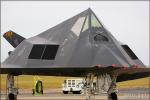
(62, 79, 84, 94)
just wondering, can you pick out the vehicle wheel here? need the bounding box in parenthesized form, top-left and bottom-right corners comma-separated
(63, 91, 68, 94)
(77, 91, 81, 94)
(74, 91, 80, 94)
(73, 91, 81, 94)
(73, 91, 77, 94)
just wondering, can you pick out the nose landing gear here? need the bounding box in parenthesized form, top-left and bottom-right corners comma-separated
(6, 74, 18, 100)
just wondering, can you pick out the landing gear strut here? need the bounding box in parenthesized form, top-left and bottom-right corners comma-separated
(96, 74, 112, 94)
(7, 74, 18, 100)
(84, 73, 118, 100)
(96, 73, 118, 100)
(84, 73, 95, 100)
(107, 74, 118, 100)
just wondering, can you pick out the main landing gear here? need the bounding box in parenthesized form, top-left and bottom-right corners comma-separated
(84, 73, 118, 100)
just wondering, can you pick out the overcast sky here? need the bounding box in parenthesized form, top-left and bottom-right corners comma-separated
(1, 1, 149, 66)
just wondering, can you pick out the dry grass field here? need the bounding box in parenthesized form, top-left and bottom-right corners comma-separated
(0, 74, 79, 90)
(0, 74, 149, 91)
(117, 77, 150, 89)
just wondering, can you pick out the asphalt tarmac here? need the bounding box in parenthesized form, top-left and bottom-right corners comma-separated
(0, 88, 149, 100)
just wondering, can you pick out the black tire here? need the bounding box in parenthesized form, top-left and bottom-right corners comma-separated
(110, 92, 118, 100)
(73, 91, 76, 94)
(76, 91, 81, 94)
(73, 91, 81, 94)
(78, 91, 81, 94)
(8, 93, 16, 100)
(63, 91, 68, 94)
